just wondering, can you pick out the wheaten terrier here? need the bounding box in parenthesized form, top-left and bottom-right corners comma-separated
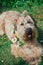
(0, 10, 43, 65)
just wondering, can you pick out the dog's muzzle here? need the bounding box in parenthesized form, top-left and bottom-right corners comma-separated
(25, 28, 33, 39)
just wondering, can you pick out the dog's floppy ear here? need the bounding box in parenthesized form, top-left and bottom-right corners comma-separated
(14, 19, 18, 31)
(22, 10, 28, 17)
(14, 23, 17, 31)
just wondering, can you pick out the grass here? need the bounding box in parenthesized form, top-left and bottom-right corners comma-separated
(0, 0, 43, 65)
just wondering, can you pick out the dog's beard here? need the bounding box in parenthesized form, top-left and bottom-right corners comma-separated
(26, 35, 32, 41)
(22, 34, 33, 41)
(22, 31, 37, 42)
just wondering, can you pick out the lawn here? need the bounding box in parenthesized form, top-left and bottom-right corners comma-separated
(0, 0, 43, 65)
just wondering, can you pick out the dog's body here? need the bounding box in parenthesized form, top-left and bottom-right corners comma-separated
(0, 10, 43, 65)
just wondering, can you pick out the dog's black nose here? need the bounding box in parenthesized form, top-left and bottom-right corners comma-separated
(25, 28, 33, 35)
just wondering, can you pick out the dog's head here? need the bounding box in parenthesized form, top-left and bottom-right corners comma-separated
(15, 10, 38, 41)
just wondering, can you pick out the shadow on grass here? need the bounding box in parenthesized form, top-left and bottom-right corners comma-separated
(37, 27, 43, 46)
(36, 25, 43, 65)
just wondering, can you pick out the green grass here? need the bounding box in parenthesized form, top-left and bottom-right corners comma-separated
(0, 0, 43, 65)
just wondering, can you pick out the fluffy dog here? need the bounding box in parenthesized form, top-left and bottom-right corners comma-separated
(0, 10, 43, 65)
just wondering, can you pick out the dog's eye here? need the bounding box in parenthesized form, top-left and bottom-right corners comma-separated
(27, 21, 31, 23)
(20, 23, 24, 26)
(27, 21, 33, 24)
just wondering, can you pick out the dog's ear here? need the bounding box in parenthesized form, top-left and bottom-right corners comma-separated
(22, 10, 28, 17)
(30, 15, 37, 26)
(14, 19, 18, 31)
(14, 23, 17, 31)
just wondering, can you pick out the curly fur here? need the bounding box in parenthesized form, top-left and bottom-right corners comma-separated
(0, 10, 43, 65)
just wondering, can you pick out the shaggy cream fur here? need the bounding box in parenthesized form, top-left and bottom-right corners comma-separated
(0, 10, 43, 65)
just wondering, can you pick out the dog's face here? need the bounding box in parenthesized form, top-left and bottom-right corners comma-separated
(16, 13, 38, 41)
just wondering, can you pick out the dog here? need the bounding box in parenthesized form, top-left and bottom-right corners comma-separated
(0, 10, 43, 65)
